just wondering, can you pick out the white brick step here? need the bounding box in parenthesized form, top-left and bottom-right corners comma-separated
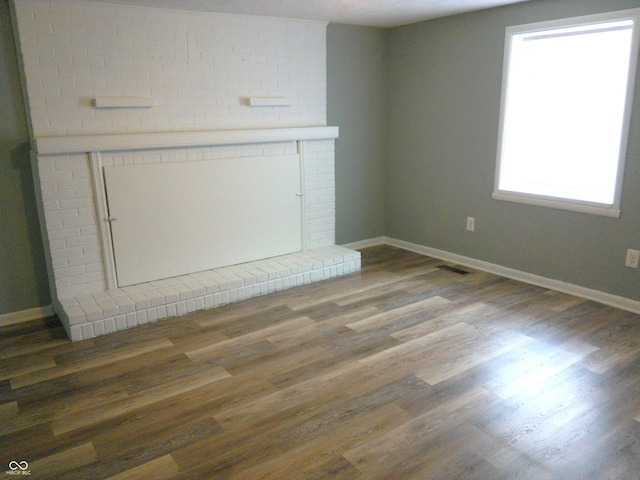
(57, 245, 361, 341)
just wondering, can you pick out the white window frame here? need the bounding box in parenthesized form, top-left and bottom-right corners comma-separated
(493, 9, 640, 218)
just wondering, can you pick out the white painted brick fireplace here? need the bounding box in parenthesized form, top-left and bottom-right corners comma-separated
(10, 0, 360, 340)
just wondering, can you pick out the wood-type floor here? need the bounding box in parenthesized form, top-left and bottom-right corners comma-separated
(2, 245, 640, 479)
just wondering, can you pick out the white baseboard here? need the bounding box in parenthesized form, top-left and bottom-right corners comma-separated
(340, 237, 387, 250)
(350, 236, 640, 315)
(0, 305, 54, 327)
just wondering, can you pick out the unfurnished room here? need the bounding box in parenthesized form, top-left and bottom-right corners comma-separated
(1, 0, 640, 478)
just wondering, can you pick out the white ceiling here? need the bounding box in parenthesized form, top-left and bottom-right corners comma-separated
(87, 0, 533, 28)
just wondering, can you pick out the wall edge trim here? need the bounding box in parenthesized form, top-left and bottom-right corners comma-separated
(346, 236, 640, 315)
(340, 237, 387, 250)
(0, 305, 54, 327)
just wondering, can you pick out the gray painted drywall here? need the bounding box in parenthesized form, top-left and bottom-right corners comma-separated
(2, 0, 639, 316)
(328, 24, 388, 245)
(385, 0, 640, 301)
(0, 0, 50, 315)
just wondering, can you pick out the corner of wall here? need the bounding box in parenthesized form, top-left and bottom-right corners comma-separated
(7, 0, 35, 147)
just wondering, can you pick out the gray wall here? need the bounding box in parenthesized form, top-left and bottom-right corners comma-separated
(0, 0, 50, 315)
(327, 24, 388, 245)
(384, 0, 640, 301)
(3, 0, 639, 316)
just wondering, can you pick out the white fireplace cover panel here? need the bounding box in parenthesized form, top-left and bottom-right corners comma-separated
(103, 154, 303, 287)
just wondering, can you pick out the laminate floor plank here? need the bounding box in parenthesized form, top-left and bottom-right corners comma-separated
(495, 402, 613, 480)
(569, 420, 640, 480)
(264, 336, 397, 390)
(233, 403, 411, 480)
(389, 301, 501, 342)
(260, 386, 407, 457)
(279, 269, 409, 310)
(471, 279, 548, 307)
(15, 374, 130, 419)
(50, 367, 231, 436)
(27, 442, 98, 480)
(330, 273, 442, 308)
(343, 387, 498, 477)
(0, 400, 18, 417)
(10, 337, 174, 389)
(76, 415, 222, 480)
(211, 361, 364, 431)
(72, 371, 275, 445)
(1, 378, 131, 437)
(106, 454, 180, 480)
(583, 342, 640, 374)
(195, 304, 302, 335)
(292, 299, 383, 324)
(0, 351, 57, 382)
(403, 271, 506, 303)
(539, 290, 587, 312)
(2, 245, 639, 479)
(163, 327, 230, 352)
(345, 295, 451, 333)
(184, 316, 314, 361)
(169, 424, 280, 479)
(264, 305, 381, 349)
(376, 424, 505, 480)
(482, 338, 599, 400)
(0, 422, 56, 464)
(415, 329, 533, 386)
(474, 365, 604, 450)
(0, 316, 60, 338)
(0, 326, 69, 360)
(519, 300, 619, 345)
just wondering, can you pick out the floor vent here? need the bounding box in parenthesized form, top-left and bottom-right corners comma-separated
(437, 264, 471, 275)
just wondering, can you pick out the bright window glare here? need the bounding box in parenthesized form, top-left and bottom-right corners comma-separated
(495, 12, 639, 215)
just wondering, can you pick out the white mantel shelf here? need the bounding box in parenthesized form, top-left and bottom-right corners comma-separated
(34, 126, 340, 155)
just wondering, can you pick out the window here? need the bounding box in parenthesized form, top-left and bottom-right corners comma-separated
(493, 9, 640, 217)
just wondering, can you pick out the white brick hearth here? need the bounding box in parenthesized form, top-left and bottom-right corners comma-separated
(60, 245, 360, 341)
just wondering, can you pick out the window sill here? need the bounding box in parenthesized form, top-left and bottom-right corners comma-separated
(492, 191, 621, 218)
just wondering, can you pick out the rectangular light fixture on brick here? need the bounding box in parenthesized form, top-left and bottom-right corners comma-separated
(247, 97, 290, 107)
(91, 97, 153, 108)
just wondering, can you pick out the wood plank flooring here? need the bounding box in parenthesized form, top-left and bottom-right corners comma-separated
(2, 245, 640, 479)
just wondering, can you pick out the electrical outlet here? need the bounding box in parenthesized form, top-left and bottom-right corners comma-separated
(466, 217, 475, 232)
(625, 249, 639, 268)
